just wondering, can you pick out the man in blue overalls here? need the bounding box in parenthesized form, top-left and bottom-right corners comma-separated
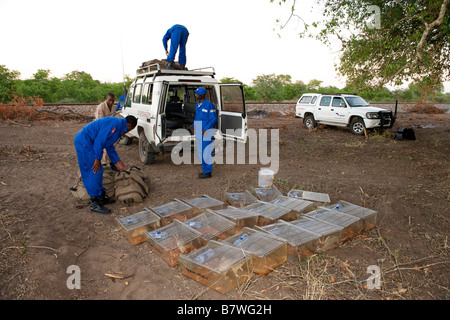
(162, 24, 189, 70)
(74, 116, 137, 214)
(194, 87, 217, 179)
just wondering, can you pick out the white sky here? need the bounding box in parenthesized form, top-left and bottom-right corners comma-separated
(1, 0, 449, 92)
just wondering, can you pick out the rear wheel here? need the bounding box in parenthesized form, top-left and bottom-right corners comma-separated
(349, 117, 366, 135)
(139, 131, 156, 165)
(304, 114, 317, 130)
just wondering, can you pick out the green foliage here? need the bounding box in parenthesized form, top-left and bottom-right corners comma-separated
(2, 65, 448, 104)
(0, 65, 21, 103)
(1, 67, 133, 104)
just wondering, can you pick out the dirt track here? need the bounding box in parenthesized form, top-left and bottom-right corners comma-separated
(0, 111, 449, 300)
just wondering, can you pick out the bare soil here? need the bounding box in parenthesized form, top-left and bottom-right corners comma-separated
(0, 111, 449, 300)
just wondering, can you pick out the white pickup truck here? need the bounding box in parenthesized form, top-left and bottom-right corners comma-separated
(295, 93, 396, 135)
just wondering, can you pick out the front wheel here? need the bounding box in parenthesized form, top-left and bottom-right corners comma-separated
(118, 135, 133, 145)
(349, 118, 366, 135)
(139, 131, 156, 165)
(304, 114, 317, 130)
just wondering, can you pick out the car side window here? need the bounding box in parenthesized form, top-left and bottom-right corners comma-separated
(141, 83, 153, 105)
(319, 96, 331, 106)
(299, 96, 312, 103)
(133, 84, 142, 104)
(311, 96, 317, 104)
(124, 87, 133, 108)
(332, 97, 346, 107)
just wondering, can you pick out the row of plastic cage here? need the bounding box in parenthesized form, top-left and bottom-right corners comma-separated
(115, 186, 377, 294)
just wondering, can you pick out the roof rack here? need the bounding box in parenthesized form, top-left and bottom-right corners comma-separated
(320, 92, 358, 95)
(136, 63, 216, 78)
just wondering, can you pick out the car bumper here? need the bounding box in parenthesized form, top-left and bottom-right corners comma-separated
(364, 118, 394, 129)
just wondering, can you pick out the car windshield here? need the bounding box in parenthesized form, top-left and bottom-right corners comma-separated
(345, 96, 370, 107)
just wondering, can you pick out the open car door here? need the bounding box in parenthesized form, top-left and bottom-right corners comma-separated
(219, 84, 247, 142)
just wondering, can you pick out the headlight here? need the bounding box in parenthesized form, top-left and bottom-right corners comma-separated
(366, 112, 380, 119)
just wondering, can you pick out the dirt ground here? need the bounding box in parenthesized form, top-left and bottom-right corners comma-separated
(0, 111, 448, 300)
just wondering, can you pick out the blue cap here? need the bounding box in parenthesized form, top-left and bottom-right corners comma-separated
(195, 87, 207, 95)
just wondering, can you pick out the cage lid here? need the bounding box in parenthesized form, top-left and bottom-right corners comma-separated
(117, 208, 160, 231)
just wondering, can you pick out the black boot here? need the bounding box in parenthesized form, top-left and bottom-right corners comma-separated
(90, 197, 111, 214)
(100, 190, 115, 205)
(180, 64, 187, 70)
(166, 61, 173, 70)
(198, 172, 212, 179)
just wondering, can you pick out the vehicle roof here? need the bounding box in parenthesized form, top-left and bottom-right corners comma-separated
(301, 93, 359, 96)
(133, 75, 220, 85)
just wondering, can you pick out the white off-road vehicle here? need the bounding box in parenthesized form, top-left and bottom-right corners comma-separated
(295, 93, 396, 135)
(119, 63, 248, 164)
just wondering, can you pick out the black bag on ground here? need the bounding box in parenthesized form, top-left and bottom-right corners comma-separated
(395, 127, 416, 141)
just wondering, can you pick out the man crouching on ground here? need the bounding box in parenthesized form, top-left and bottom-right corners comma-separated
(74, 115, 137, 214)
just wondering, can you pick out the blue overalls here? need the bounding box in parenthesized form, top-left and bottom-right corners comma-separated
(163, 24, 189, 65)
(194, 99, 217, 174)
(115, 94, 126, 111)
(74, 117, 127, 197)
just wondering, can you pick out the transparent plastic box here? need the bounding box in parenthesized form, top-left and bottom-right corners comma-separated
(244, 200, 294, 226)
(150, 198, 195, 225)
(251, 185, 282, 202)
(290, 216, 342, 252)
(287, 189, 331, 206)
(324, 200, 377, 231)
(221, 227, 287, 276)
(184, 210, 236, 241)
(178, 240, 253, 294)
(305, 207, 363, 242)
(270, 195, 316, 218)
(115, 208, 161, 245)
(224, 190, 258, 208)
(255, 220, 320, 262)
(181, 194, 226, 214)
(145, 220, 206, 267)
(213, 206, 259, 233)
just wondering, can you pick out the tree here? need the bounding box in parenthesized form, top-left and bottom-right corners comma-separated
(0, 65, 20, 103)
(273, 0, 450, 100)
(252, 74, 293, 101)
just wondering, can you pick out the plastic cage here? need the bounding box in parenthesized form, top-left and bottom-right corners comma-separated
(251, 185, 282, 202)
(212, 206, 259, 233)
(115, 208, 161, 245)
(149, 198, 195, 225)
(181, 194, 226, 214)
(178, 240, 253, 294)
(255, 220, 320, 262)
(287, 189, 331, 206)
(221, 227, 287, 276)
(224, 190, 258, 208)
(270, 195, 316, 218)
(145, 220, 206, 266)
(290, 216, 342, 252)
(244, 200, 294, 226)
(305, 207, 363, 242)
(184, 210, 236, 241)
(323, 200, 377, 231)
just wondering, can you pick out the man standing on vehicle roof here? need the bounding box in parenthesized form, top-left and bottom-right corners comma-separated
(194, 87, 217, 179)
(74, 116, 137, 214)
(163, 24, 189, 70)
